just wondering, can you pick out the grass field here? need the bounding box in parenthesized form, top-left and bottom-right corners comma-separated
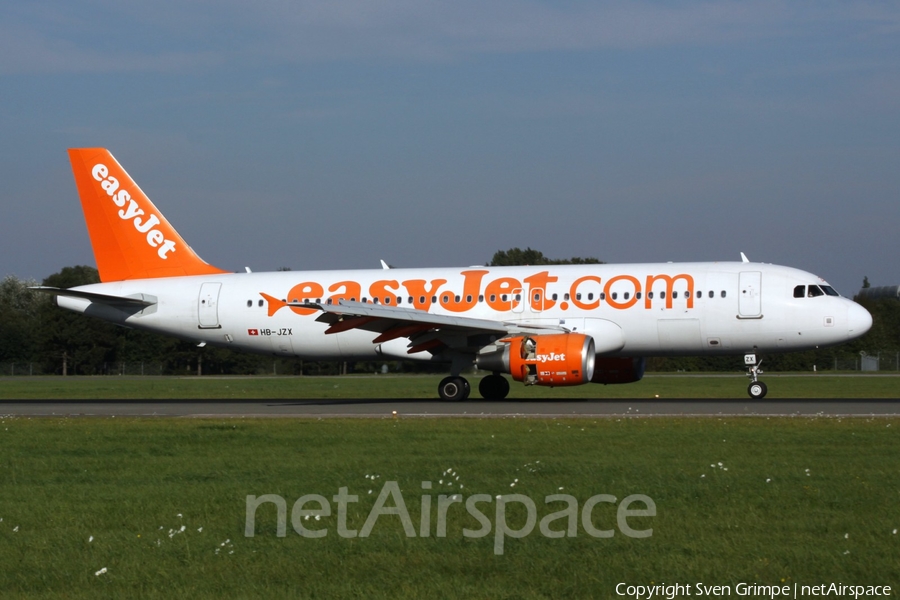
(0, 372, 898, 399)
(1, 415, 898, 598)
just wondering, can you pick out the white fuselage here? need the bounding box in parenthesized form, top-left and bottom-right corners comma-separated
(58, 261, 872, 362)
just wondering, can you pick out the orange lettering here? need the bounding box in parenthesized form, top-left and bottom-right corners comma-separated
(570, 275, 602, 310)
(328, 280, 362, 304)
(604, 275, 640, 310)
(402, 279, 447, 311)
(523, 271, 558, 311)
(369, 279, 400, 305)
(440, 270, 489, 312)
(287, 282, 325, 315)
(645, 274, 694, 309)
(485, 277, 522, 311)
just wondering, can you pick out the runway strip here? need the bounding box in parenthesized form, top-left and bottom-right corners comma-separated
(1, 399, 898, 417)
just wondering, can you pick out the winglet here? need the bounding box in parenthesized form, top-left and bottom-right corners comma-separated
(68, 148, 229, 282)
(740, 252, 750, 263)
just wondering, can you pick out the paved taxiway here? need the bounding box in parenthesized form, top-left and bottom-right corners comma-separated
(1, 399, 898, 417)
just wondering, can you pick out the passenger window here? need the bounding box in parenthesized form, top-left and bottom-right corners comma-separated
(588, 293, 594, 301)
(648, 291, 654, 299)
(660, 291, 666, 299)
(720, 291, 726, 298)
(612, 292, 618, 300)
(576, 293, 582, 300)
(551, 293, 558, 301)
(708, 291, 713, 298)
(624, 292, 630, 300)
(490, 294, 496, 302)
(432, 296, 437, 303)
(636, 292, 642, 300)
(384, 297, 391, 304)
(564, 293, 570, 301)
(419, 296, 426, 304)
(466, 295, 472, 303)
(501, 294, 508, 302)
(258, 299, 264, 307)
(326, 298, 333, 305)
(793, 285, 806, 298)
(600, 293, 606, 300)
(673, 291, 678, 299)
(442, 295, 449, 303)
(247, 300, 252, 308)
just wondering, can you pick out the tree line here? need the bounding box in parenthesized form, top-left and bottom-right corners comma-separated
(0, 249, 896, 375)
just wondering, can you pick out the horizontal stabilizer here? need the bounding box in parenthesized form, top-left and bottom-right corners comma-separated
(31, 286, 157, 307)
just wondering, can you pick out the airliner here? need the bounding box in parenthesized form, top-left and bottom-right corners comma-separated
(37, 148, 873, 400)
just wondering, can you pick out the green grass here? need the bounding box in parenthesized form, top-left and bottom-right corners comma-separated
(0, 416, 898, 598)
(0, 373, 898, 399)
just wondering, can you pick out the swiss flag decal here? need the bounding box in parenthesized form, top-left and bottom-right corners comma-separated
(248, 329, 259, 336)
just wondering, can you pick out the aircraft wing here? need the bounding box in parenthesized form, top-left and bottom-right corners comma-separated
(297, 299, 567, 354)
(31, 286, 158, 308)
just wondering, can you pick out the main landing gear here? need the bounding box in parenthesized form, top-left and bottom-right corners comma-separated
(437, 373, 511, 401)
(438, 376, 470, 401)
(745, 353, 767, 399)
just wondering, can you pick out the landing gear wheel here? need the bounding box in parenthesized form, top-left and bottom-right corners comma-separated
(478, 374, 510, 400)
(748, 381, 768, 399)
(438, 376, 470, 401)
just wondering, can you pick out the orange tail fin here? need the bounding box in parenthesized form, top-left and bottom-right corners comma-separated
(68, 148, 228, 282)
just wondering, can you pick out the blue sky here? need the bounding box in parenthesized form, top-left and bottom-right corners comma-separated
(1, 1, 898, 295)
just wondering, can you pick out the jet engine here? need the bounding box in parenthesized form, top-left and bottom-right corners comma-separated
(476, 333, 595, 386)
(590, 357, 646, 384)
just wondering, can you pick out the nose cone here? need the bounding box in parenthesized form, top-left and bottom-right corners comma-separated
(847, 302, 873, 339)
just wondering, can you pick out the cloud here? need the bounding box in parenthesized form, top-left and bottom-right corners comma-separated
(3, 1, 898, 74)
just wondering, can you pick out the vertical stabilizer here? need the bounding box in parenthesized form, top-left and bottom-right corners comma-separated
(68, 148, 228, 282)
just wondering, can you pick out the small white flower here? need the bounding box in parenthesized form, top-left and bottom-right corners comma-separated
(510, 483, 515, 487)
(88, 536, 94, 542)
(94, 567, 107, 576)
(844, 533, 849, 539)
(13, 526, 19, 532)
(892, 529, 897, 534)
(558, 487, 564, 490)
(177, 514, 182, 518)
(766, 479, 771, 483)
(314, 515, 320, 521)
(701, 474, 705, 478)
(197, 527, 203, 532)
(439, 480, 443, 484)
(368, 490, 372, 494)
(718, 462, 723, 467)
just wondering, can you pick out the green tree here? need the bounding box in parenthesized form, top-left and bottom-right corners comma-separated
(489, 247, 603, 266)
(38, 266, 122, 374)
(0, 275, 42, 362)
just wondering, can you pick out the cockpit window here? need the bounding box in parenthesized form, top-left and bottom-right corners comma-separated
(793, 285, 805, 298)
(821, 286, 840, 297)
(807, 285, 824, 298)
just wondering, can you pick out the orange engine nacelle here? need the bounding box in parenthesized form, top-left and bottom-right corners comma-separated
(476, 333, 596, 386)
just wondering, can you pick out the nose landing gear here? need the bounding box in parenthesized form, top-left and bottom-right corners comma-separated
(745, 353, 767, 399)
